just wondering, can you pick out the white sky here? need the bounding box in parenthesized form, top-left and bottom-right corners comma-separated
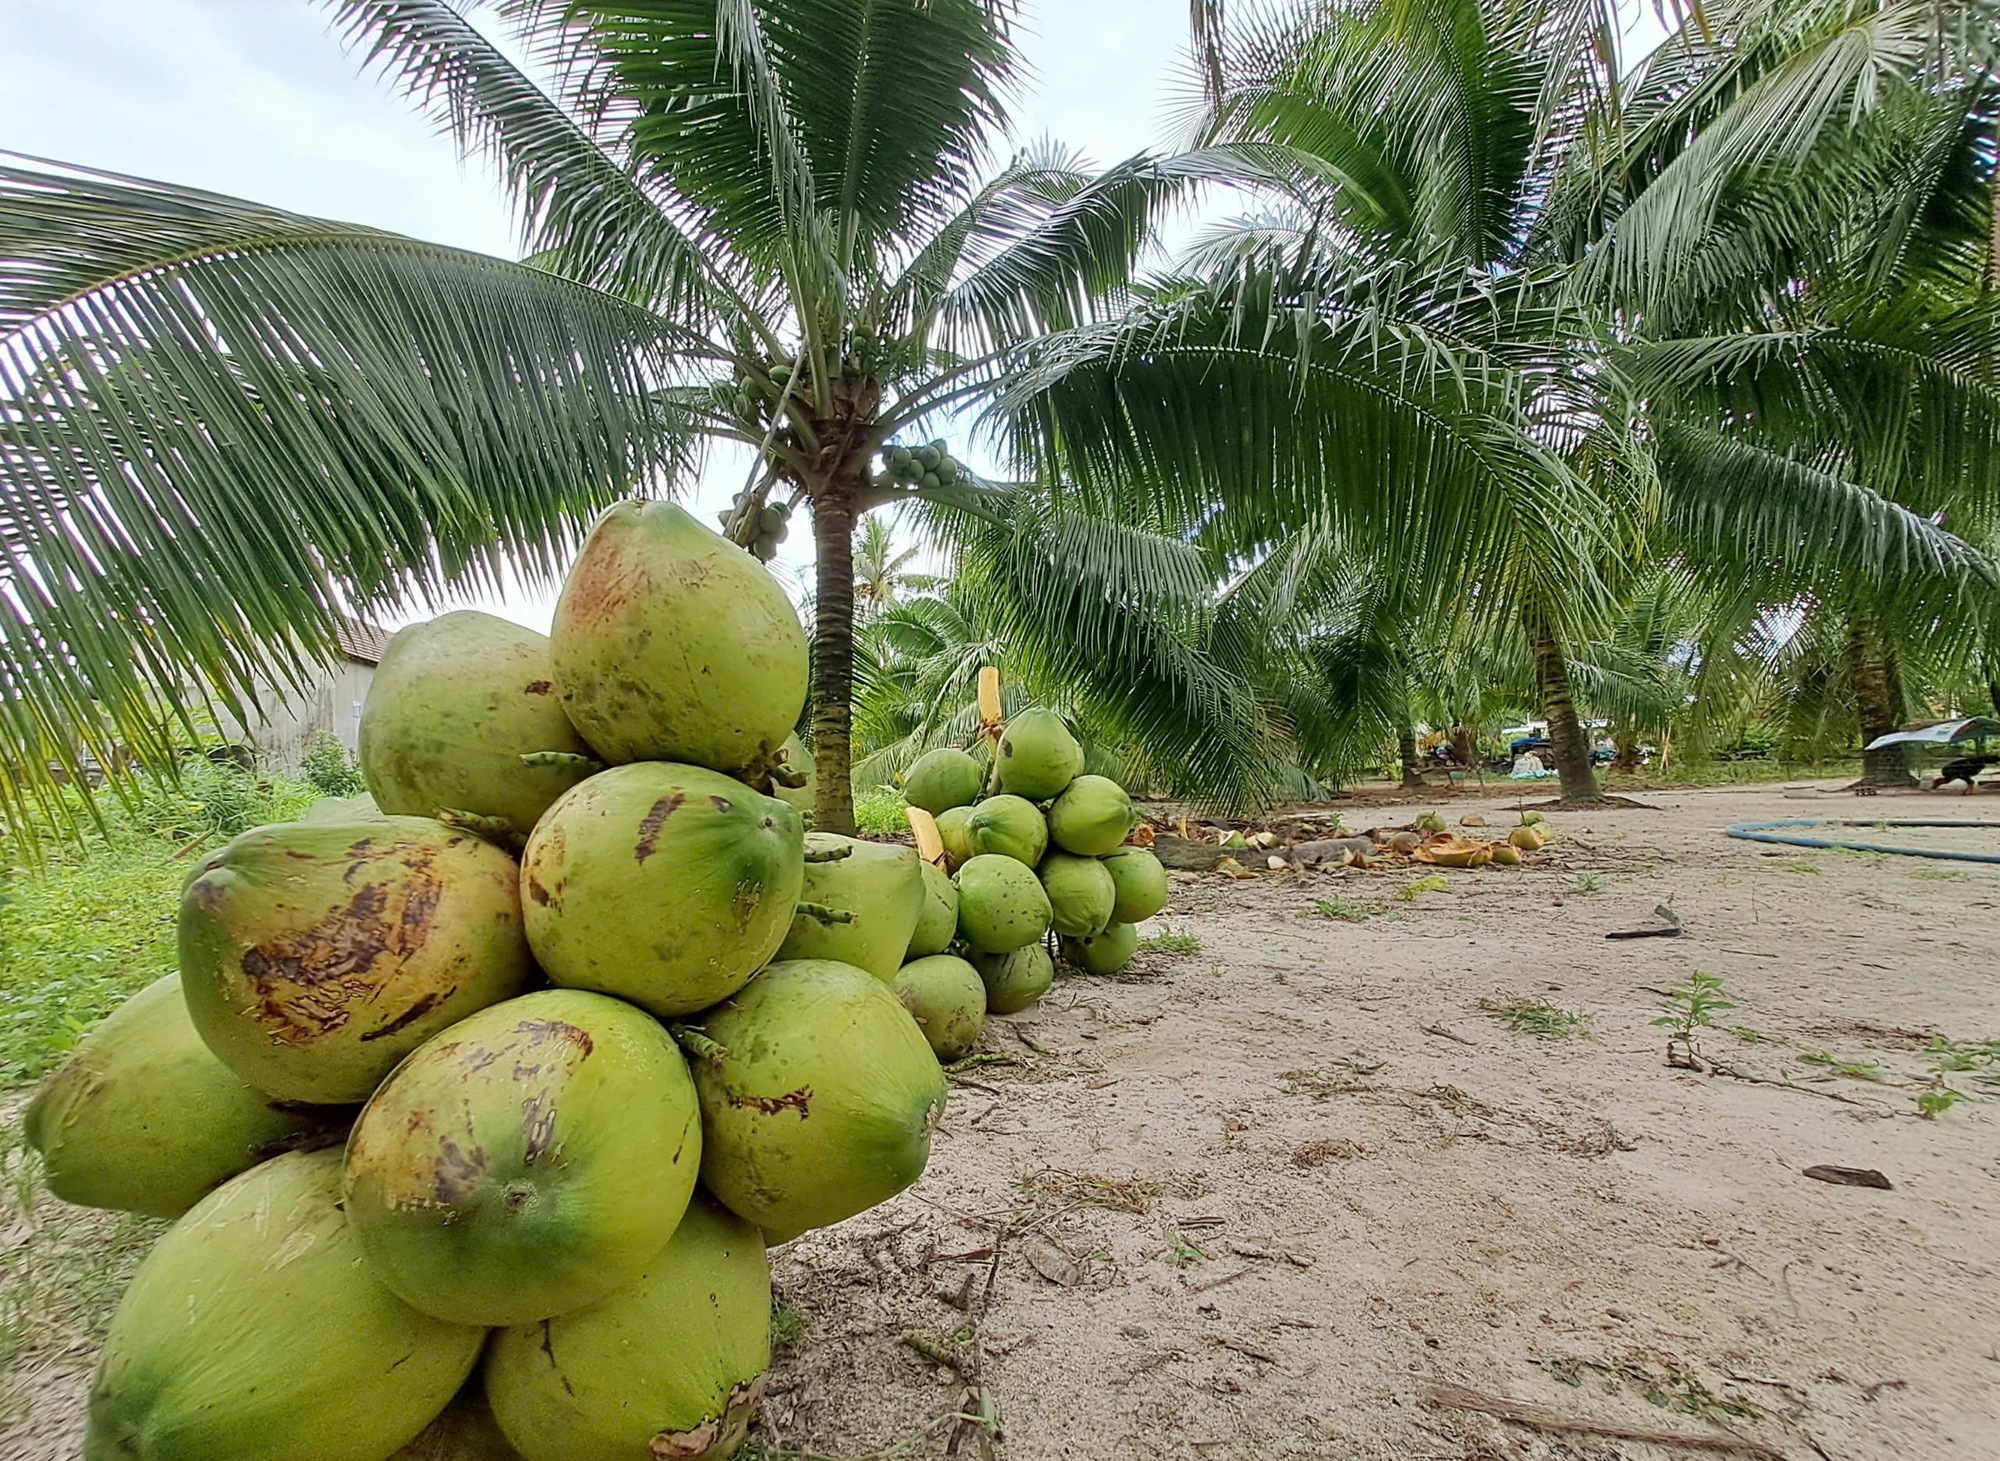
(0, 0, 1198, 632)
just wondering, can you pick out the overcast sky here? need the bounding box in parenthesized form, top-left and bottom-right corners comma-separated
(0, 0, 1198, 630)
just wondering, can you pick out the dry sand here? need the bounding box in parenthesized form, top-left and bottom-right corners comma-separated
(764, 783, 2000, 1461)
(6, 783, 1999, 1461)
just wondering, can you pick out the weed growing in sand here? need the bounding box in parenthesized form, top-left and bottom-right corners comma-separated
(1309, 897, 1375, 923)
(1573, 874, 1604, 894)
(1780, 861, 1822, 875)
(1652, 972, 1734, 1068)
(770, 1301, 807, 1350)
(1912, 868, 1963, 881)
(1917, 1088, 1962, 1119)
(1477, 996, 1588, 1040)
(1158, 1227, 1209, 1267)
(1797, 1050, 1883, 1082)
(1398, 875, 1449, 901)
(1140, 932, 1201, 956)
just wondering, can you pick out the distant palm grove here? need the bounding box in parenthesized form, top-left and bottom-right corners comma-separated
(2, 0, 1997, 830)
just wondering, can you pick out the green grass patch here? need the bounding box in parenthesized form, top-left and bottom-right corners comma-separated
(2, 764, 324, 1086)
(1139, 932, 1201, 955)
(1307, 896, 1376, 923)
(851, 786, 910, 839)
(1476, 996, 1588, 1040)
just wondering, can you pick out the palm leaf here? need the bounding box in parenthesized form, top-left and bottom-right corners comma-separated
(0, 158, 673, 823)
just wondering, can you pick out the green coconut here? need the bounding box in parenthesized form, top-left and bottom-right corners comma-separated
(684, 960, 946, 1241)
(1100, 848, 1169, 925)
(891, 956, 987, 1063)
(390, 1384, 526, 1461)
(342, 990, 702, 1327)
(485, 1198, 770, 1461)
(550, 502, 808, 773)
(954, 854, 1053, 955)
(770, 732, 816, 818)
(299, 793, 384, 824)
(1045, 775, 1138, 857)
(902, 748, 984, 815)
(83, 1150, 482, 1461)
(995, 708, 1084, 801)
(776, 833, 924, 980)
(906, 862, 960, 959)
(1061, 921, 1139, 975)
(179, 817, 535, 1105)
(360, 611, 597, 837)
(24, 975, 334, 1220)
(521, 763, 804, 1018)
(971, 946, 1054, 1016)
(964, 794, 1047, 866)
(1038, 853, 1116, 938)
(935, 805, 975, 870)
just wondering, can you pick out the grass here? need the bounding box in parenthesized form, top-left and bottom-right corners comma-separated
(851, 786, 910, 838)
(1138, 932, 1201, 955)
(1, 765, 324, 1085)
(1796, 1050, 1883, 1082)
(1476, 996, 1589, 1040)
(1398, 875, 1449, 901)
(1307, 897, 1376, 923)
(770, 1300, 807, 1350)
(1572, 874, 1605, 894)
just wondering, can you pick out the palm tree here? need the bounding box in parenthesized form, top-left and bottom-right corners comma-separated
(0, 0, 1195, 834)
(1010, 0, 1998, 804)
(851, 516, 931, 616)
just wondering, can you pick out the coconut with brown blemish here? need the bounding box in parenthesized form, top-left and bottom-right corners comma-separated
(342, 989, 702, 1327)
(178, 816, 535, 1106)
(681, 959, 947, 1243)
(522, 762, 805, 1017)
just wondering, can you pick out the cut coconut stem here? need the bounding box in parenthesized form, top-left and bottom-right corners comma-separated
(797, 901, 858, 925)
(803, 845, 855, 864)
(769, 762, 810, 789)
(517, 751, 605, 772)
(667, 1024, 730, 1063)
(906, 807, 945, 865)
(434, 808, 513, 839)
(978, 665, 1006, 794)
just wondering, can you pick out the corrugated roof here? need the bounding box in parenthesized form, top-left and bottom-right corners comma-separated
(335, 617, 392, 666)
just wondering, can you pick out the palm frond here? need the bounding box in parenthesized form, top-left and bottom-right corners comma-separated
(0, 159, 673, 820)
(322, 0, 730, 318)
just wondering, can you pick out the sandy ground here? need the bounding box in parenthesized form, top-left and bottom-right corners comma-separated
(7, 783, 2000, 1461)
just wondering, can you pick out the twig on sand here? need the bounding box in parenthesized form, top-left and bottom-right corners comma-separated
(1421, 1382, 1785, 1458)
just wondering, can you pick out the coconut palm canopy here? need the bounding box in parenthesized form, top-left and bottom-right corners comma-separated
(3, 0, 2000, 831)
(1009, 0, 2000, 799)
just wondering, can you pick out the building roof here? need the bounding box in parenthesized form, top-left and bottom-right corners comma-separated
(334, 617, 393, 666)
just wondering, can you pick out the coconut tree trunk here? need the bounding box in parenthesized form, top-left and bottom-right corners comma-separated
(1526, 618, 1600, 804)
(810, 493, 859, 836)
(1849, 622, 1912, 788)
(1397, 726, 1424, 789)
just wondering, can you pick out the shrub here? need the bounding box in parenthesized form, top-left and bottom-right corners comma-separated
(299, 731, 367, 798)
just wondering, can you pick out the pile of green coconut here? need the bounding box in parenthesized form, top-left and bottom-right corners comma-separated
(21, 501, 1164, 1461)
